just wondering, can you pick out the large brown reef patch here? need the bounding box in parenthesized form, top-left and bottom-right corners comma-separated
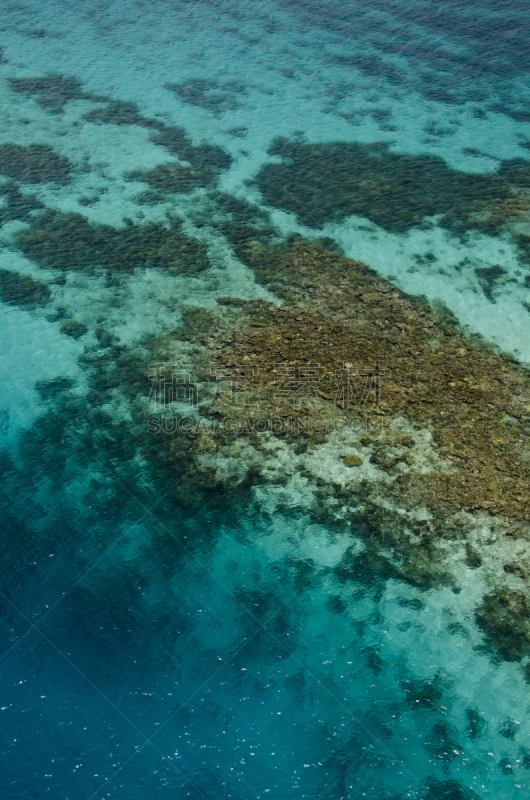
(161, 240, 530, 661)
(200, 240, 530, 521)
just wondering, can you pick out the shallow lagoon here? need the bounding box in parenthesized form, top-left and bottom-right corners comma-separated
(1, 1, 530, 797)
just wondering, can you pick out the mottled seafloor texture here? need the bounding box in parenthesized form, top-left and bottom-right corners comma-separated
(2, 1, 530, 798)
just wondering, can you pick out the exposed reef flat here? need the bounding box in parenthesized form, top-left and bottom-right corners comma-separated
(150, 241, 530, 662)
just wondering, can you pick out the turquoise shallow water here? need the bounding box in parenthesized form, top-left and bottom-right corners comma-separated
(1, 1, 530, 798)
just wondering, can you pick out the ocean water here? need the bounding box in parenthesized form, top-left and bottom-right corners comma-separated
(1, 1, 530, 798)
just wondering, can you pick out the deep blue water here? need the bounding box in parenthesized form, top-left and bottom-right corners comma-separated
(1, 0, 530, 798)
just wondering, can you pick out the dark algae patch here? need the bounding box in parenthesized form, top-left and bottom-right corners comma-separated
(210, 191, 277, 251)
(423, 778, 480, 800)
(83, 100, 163, 129)
(8, 76, 233, 193)
(330, 53, 406, 85)
(150, 126, 195, 157)
(151, 126, 232, 171)
(22, 28, 63, 40)
(474, 265, 507, 302)
(16, 211, 209, 275)
(0, 269, 50, 307)
(127, 162, 218, 194)
(0, 183, 44, 224)
(256, 137, 530, 235)
(129, 127, 233, 194)
(165, 78, 246, 115)
(60, 320, 88, 339)
(9, 74, 94, 113)
(80, 97, 233, 173)
(489, 104, 530, 124)
(476, 590, 530, 661)
(0, 144, 72, 183)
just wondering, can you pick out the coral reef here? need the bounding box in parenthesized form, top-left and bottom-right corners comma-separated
(0, 183, 44, 225)
(9, 74, 94, 113)
(128, 130, 232, 195)
(83, 100, 163, 129)
(16, 211, 210, 275)
(146, 240, 530, 661)
(165, 78, 246, 115)
(256, 138, 530, 240)
(60, 320, 88, 339)
(476, 590, 530, 661)
(0, 269, 50, 307)
(127, 162, 217, 194)
(151, 127, 232, 171)
(232, 241, 530, 519)
(0, 144, 72, 183)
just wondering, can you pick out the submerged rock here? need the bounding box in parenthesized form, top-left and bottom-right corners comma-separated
(476, 590, 530, 661)
(342, 454, 363, 467)
(60, 320, 88, 339)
